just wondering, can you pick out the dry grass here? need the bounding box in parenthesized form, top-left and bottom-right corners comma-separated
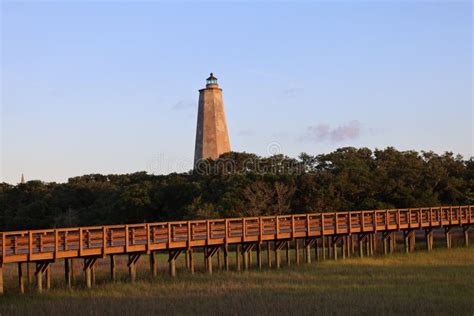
(0, 245, 473, 315)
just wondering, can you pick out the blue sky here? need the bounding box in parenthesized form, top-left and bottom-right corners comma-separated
(1, 1, 472, 184)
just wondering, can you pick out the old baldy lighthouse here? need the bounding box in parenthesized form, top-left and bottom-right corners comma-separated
(194, 73, 231, 166)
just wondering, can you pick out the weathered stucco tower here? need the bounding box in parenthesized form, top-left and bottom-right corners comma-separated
(194, 73, 231, 166)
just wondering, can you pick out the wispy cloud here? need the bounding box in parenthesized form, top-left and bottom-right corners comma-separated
(301, 120, 362, 143)
(171, 100, 194, 111)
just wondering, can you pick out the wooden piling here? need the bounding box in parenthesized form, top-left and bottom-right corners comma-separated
(445, 228, 452, 249)
(84, 260, 92, 289)
(404, 231, 410, 253)
(322, 236, 326, 260)
(236, 244, 241, 272)
(248, 247, 252, 267)
(46, 265, 51, 290)
(275, 243, 281, 269)
(169, 254, 177, 277)
(286, 241, 291, 266)
(207, 248, 213, 274)
(150, 251, 158, 277)
(328, 236, 333, 259)
(70, 259, 75, 283)
(242, 247, 248, 271)
(224, 244, 229, 272)
(341, 236, 346, 260)
(0, 264, 3, 295)
(425, 229, 433, 252)
(110, 255, 116, 281)
(36, 263, 43, 293)
(91, 264, 96, 286)
(358, 234, 364, 258)
(373, 233, 377, 252)
(257, 243, 262, 269)
(314, 239, 318, 261)
(390, 232, 396, 253)
(129, 256, 137, 283)
(464, 227, 470, 247)
(185, 249, 190, 270)
(346, 235, 351, 258)
(190, 248, 195, 274)
(306, 240, 311, 263)
(267, 241, 272, 268)
(65, 258, 72, 288)
(18, 263, 24, 294)
(352, 235, 356, 255)
(27, 263, 31, 291)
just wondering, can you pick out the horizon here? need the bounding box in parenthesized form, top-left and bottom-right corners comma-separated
(1, 1, 472, 184)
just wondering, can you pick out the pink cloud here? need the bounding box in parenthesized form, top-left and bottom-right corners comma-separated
(303, 120, 361, 143)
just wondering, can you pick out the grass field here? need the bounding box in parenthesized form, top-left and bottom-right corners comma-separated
(0, 243, 473, 315)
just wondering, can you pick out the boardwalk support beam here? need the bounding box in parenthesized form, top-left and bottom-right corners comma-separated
(425, 229, 434, 252)
(205, 246, 220, 274)
(0, 264, 3, 295)
(128, 253, 141, 283)
(266, 241, 272, 268)
(150, 251, 158, 277)
(64, 258, 72, 288)
(332, 235, 342, 260)
(445, 227, 453, 249)
(463, 226, 471, 247)
(304, 238, 316, 263)
(168, 249, 182, 277)
(35, 261, 51, 293)
(83, 257, 97, 289)
(18, 263, 24, 294)
(274, 240, 286, 268)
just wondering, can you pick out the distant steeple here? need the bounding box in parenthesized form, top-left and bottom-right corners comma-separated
(20, 173, 25, 184)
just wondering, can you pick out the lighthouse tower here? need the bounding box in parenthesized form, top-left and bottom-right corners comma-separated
(194, 73, 231, 166)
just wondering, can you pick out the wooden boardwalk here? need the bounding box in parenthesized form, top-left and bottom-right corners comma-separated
(1, 205, 472, 294)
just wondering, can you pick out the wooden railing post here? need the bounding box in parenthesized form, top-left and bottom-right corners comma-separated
(54, 229, 58, 259)
(103, 227, 107, 256)
(146, 224, 150, 254)
(291, 216, 295, 239)
(79, 228, 83, 256)
(28, 231, 33, 261)
(1, 233, 5, 264)
(321, 214, 325, 236)
(276, 216, 280, 239)
(125, 225, 130, 252)
(187, 222, 191, 248)
(306, 214, 310, 237)
(349, 213, 352, 234)
(242, 219, 246, 242)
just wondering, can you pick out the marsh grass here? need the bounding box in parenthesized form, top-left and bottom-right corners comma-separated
(0, 244, 473, 315)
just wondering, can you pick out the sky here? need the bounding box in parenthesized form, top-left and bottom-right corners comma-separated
(1, 1, 472, 184)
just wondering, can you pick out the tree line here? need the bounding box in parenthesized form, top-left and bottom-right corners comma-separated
(1, 147, 473, 231)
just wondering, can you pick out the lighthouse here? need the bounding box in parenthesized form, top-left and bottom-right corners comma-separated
(194, 73, 231, 167)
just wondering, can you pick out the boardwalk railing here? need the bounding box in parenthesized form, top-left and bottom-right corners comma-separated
(1, 205, 473, 264)
(0, 205, 472, 294)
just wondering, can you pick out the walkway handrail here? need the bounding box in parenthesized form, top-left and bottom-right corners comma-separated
(1, 205, 473, 264)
